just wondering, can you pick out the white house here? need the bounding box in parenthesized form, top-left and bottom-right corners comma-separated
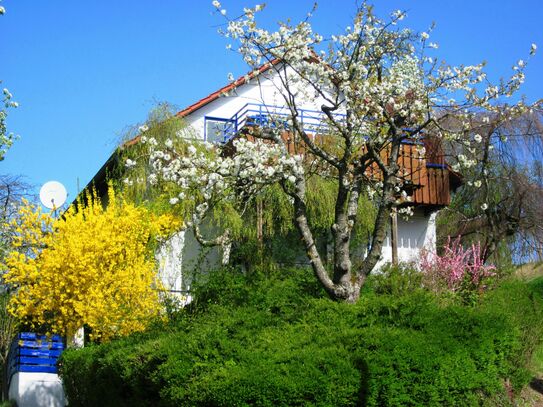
(86, 61, 461, 295)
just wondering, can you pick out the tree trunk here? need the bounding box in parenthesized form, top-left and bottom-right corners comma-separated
(331, 168, 355, 293)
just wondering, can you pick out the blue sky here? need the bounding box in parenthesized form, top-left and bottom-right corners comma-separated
(1, 0, 542, 205)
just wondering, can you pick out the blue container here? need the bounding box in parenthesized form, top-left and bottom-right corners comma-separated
(7, 333, 65, 378)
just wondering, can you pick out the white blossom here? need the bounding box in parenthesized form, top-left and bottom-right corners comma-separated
(391, 10, 405, 21)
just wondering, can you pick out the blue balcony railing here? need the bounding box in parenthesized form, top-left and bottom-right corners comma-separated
(219, 103, 346, 143)
(215, 103, 446, 167)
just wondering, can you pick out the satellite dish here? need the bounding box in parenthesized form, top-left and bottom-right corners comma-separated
(40, 181, 67, 210)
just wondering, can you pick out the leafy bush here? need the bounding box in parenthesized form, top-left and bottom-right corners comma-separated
(4, 187, 180, 341)
(421, 237, 497, 304)
(60, 268, 543, 406)
(369, 263, 423, 296)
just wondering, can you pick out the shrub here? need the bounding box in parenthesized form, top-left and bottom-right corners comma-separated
(60, 268, 543, 406)
(4, 187, 180, 341)
(421, 237, 496, 303)
(369, 263, 423, 296)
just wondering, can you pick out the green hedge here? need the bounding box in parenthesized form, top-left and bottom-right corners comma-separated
(60, 269, 543, 406)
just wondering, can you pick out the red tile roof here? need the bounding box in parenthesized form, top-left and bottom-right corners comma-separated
(119, 59, 281, 150)
(176, 59, 281, 118)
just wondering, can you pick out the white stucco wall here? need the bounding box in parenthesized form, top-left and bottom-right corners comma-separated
(156, 226, 222, 304)
(375, 208, 437, 270)
(157, 231, 185, 293)
(181, 64, 331, 141)
(9, 372, 65, 407)
(156, 209, 439, 294)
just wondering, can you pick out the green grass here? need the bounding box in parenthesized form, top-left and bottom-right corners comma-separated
(532, 346, 543, 374)
(529, 277, 543, 376)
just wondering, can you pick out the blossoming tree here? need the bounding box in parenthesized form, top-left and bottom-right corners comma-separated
(0, 2, 18, 161)
(4, 187, 178, 341)
(148, 2, 537, 302)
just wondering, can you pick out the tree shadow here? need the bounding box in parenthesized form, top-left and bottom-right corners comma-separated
(357, 359, 369, 406)
(530, 377, 543, 394)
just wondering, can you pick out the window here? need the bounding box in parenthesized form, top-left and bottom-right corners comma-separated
(205, 117, 235, 144)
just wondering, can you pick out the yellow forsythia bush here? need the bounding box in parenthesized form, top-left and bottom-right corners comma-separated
(4, 186, 180, 341)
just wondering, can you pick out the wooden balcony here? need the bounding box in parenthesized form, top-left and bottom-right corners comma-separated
(237, 130, 461, 209)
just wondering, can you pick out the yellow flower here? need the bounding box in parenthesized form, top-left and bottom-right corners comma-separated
(3, 186, 176, 342)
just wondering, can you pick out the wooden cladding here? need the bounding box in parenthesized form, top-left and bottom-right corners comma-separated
(364, 140, 453, 207)
(398, 141, 452, 207)
(238, 128, 457, 208)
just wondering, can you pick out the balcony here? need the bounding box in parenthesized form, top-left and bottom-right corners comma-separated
(214, 103, 460, 207)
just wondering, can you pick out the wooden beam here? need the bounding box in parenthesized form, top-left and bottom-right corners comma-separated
(391, 210, 398, 265)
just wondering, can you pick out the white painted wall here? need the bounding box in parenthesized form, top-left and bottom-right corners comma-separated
(156, 226, 221, 304)
(157, 231, 185, 293)
(182, 64, 331, 141)
(375, 208, 437, 270)
(157, 209, 438, 291)
(9, 372, 65, 407)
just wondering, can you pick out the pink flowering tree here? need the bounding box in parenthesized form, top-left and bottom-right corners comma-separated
(145, 2, 537, 303)
(420, 237, 496, 295)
